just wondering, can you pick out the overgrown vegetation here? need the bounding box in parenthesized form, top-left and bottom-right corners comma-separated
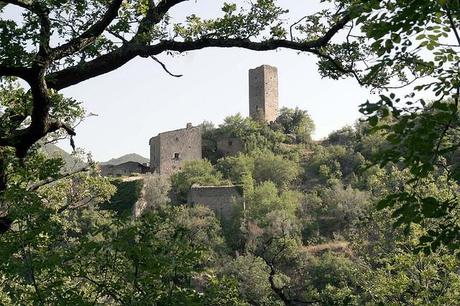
(3, 0, 460, 304)
(100, 178, 143, 217)
(3, 110, 456, 304)
(167, 112, 460, 305)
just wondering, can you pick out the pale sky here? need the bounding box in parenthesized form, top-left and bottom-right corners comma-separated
(3, 1, 373, 161)
(62, 48, 370, 162)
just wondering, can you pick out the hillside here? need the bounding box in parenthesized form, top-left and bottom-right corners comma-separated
(100, 153, 149, 166)
(41, 143, 86, 170)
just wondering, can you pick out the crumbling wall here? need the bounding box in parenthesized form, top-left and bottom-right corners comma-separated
(187, 185, 244, 221)
(216, 137, 244, 157)
(100, 162, 148, 177)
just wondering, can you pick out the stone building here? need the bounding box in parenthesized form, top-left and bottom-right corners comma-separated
(149, 123, 202, 176)
(148, 65, 280, 175)
(216, 137, 244, 157)
(100, 161, 149, 177)
(187, 185, 244, 221)
(249, 65, 279, 122)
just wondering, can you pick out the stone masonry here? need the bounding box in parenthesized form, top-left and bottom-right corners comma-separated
(100, 161, 149, 177)
(149, 65, 279, 177)
(149, 123, 202, 176)
(187, 185, 244, 221)
(249, 65, 279, 122)
(216, 137, 244, 157)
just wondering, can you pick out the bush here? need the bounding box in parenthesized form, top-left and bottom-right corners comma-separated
(253, 151, 300, 189)
(171, 160, 227, 203)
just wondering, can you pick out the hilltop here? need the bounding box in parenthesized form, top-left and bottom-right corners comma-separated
(41, 143, 86, 170)
(100, 153, 149, 166)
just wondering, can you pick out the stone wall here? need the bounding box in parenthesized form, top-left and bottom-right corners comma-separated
(249, 65, 279, 122)
(100, 161, 148, 177)
(149, 135, 161, 172)
(148, 65, 280, 175)
(216, 137, 244, 157)
(149, 123, 202, 176)
(187, 185, 244, 221)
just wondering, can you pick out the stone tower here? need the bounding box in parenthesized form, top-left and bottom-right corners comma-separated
(149, 123, 202, 176)
(249, 65, 279, 122)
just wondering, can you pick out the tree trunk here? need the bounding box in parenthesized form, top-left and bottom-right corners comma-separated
(0, 155, 11, 234)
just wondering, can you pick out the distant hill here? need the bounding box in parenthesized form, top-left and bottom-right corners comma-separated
(41, 144, 87, 170)
(101, 153, 149, 166)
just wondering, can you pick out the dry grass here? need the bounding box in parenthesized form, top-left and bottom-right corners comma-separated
(303, 241, 352, 256)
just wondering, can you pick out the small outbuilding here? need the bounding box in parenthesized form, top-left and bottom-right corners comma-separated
(100, 161, 149, 177)
(216, 137, 244, 157)
(187, 184, 244, 221)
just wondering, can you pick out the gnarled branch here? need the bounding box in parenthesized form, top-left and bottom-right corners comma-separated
(0, 0, 32, 10)
(28, 165, 90, 191)
(52, 0, 124, 60)
(0, 65, 32, 80)
(47, 10, 351, 90)
(150, 56, 183, 77)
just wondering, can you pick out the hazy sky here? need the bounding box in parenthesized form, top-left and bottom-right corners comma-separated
(4, 1, 373, 161)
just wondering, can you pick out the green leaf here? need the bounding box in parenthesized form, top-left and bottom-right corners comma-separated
(421, 197, 446, 218)
(369, 116, 379, 126)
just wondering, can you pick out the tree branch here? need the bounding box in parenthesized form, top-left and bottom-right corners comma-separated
(28, 165, 90, 192)
(150, 56, 182, 77)
(25, 245, 45, 305)
(310, 49, 365, 86)
(47, 13, 350, 90)
(0, 116, 76, 158)
(432, 86, 459, 161)
(47, 44, 137, 90)
(35, 3, 51, 58)
(156, 0, 190, 18)
(0, 65, 33, 80)
(135, 0, 189, 42)
(46, 120, 77, 137)
(0, 0, 32, 10)
(445, 8, 460, 46)
(136, 0, 158, 36)
(52, 0, 124, 60)
(45, 8, 350, 89)
(15, 70, 52, 158)
(289, 16, 308, 41)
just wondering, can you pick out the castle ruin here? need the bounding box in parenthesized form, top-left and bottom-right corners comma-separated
(149, 65, 279, 176)
(249, 65, 279, 122)
(187, 184, 244, 221)
(216, 137, 244, 157)
(100, 161, 149, 177)
(149, 123, 201, 176)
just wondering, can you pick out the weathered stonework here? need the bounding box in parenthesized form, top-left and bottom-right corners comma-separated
(148, 65, 280, 175)
(187, 185, 244, 221)
(249, 65, 279, 122)
(100, 161, 149, 177)
(216, 137, 244, 157)
(149, 123, 202, 176)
